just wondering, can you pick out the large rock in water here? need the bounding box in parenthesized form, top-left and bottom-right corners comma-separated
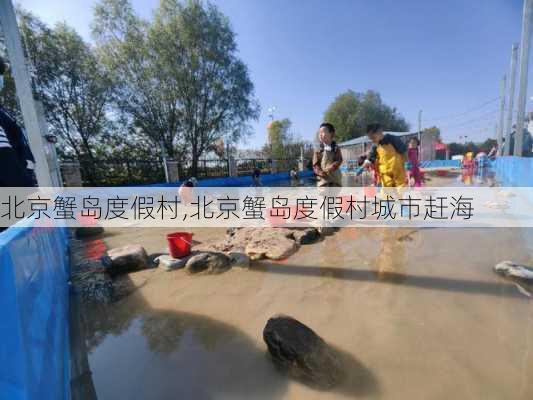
(107, 245, 148, 275)
(494, 261, 533, 280)
(185, 252, 231, 274)
(193, 228, 307, 261)
(228, 252, 250, 269)
(155, 255, 187, 271)
(245, 235, 298, 260)
(263, 315, 342, 389)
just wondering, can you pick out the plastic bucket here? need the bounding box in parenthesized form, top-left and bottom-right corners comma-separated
(167, 232, 193, 258)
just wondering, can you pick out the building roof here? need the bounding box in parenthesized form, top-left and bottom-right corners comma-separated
(338, 131, 417, 147)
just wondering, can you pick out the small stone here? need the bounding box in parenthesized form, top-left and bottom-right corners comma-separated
(228, 252, 250, 269)
(155, 255, 186, 271)
(317, 227, 336, 236)
(185, 252, 231, 274)
(107, 244, 148, 275)
(291, 228, 320, 245)
(263, 315, 342, 389)
(494, 261, 533, 280)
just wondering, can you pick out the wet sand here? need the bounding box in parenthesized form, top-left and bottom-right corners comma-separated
(75, 174, 533, 400)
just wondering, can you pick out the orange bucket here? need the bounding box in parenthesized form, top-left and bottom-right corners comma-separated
(167, 232, 193, 258)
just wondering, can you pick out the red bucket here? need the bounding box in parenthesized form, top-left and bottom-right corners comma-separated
(167, 232, 193, 258)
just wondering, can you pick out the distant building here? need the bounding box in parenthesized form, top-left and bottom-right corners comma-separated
(338, 130, 440, 164)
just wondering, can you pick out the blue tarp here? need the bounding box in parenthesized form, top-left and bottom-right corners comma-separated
(492, 156, 533, 187)
(341, 159, 460, 172)
(0, 221, 70, 400)
(146, 170, 314, 187)
(418, 159, 461, 169)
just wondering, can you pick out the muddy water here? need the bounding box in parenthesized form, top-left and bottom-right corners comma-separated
(75, 172, 533, 400)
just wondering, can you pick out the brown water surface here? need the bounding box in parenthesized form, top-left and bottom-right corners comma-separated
(73, 172, 533, 399)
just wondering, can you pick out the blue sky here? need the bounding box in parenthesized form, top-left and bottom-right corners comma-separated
(17, 0, 531, 146)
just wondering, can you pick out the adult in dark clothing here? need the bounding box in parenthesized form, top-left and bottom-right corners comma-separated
(0, 57, 36, 187)
(507, 128, 533, 157)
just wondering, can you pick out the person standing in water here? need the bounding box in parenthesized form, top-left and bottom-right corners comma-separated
(312, 122, 343, 187)
(407, 137, 423, 187)
(366, 123, 407, 188)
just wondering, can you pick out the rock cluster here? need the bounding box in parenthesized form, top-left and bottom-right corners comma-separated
(196, 227, 321, 261)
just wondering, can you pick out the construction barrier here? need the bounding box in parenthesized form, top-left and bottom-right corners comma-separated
(0, 220, 71, 400)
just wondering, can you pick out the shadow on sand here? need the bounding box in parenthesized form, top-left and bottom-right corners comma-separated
(252, 263, 526, 299)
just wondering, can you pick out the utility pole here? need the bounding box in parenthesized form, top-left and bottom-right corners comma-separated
(417, 110, 422, 159)
(497, 74, 507, 154)
(417, 110, 422, 138)
(159, 139, 169, 183)
(514, 0, 533, 157)
(0, 0, 53, 186)
(504, 43, 519, 156)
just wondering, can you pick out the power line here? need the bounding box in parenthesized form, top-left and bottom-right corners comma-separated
(438, 108, 500, 129)
(425, 97, 500, 122)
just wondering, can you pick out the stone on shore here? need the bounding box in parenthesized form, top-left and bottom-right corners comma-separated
(263, 315, 342, 389)
(291, 228, 320, 245)
(185, 252, 231, 274)
(494, 260, 533, 280)
(228, 252, 251, 269)
(155, 255, 187, 271)
(193, 227, 332, 262)
(245, 235, 298, 260)
(107, 244, 148, 275)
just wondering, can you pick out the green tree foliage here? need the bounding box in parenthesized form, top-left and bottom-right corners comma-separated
(93, 0, 260, 175)
(92, 0, 180, 158)
(4, 10, 115, 173)
(267, 118, 291, 159)
(447, 138, 497, 156)
(265, 118, 313, 163)
(323, 89, 409, 142)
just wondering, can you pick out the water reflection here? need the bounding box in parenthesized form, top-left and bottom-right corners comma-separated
(81, 302, 289, 400)
(374, 229, 408, 282)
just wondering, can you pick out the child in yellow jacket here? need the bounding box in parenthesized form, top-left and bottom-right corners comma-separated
(366, 123, 407, 188)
